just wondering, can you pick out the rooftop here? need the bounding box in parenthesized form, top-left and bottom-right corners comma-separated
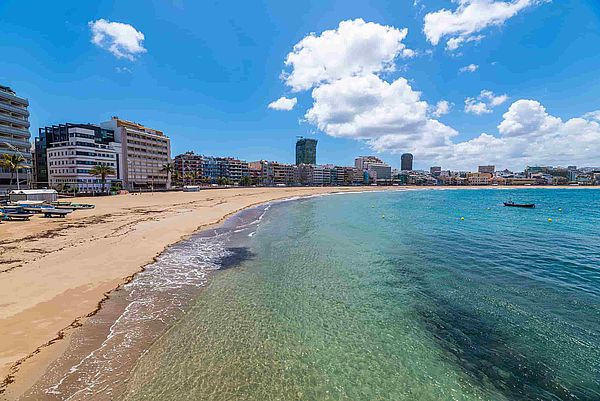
(0, 85, 16, 95)
(111, 116, 165, 136)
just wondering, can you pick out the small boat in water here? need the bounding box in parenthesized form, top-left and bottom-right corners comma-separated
(504, 201, 535, 208)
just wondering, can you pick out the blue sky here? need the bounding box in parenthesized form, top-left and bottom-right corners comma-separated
(1, 0, 599, 170)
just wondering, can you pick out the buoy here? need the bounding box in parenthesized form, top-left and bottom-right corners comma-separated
(558, 208, 562, 212)
(548, 218, 553, 222)
(381, 214, 385, 219)
(460, 217, 465, 221)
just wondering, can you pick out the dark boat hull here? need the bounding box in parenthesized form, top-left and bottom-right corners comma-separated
(504, 202, 535, 208)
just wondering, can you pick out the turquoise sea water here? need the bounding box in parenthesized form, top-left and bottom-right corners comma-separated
(122, 189, 600, 401)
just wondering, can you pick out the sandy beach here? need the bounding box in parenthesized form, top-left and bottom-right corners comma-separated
(0, 185, 594, 400)
(0, 186, 400, 400)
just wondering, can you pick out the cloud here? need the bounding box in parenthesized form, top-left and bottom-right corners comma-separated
(444, 100, 600, 169)
(305, 74, 458, 159)
(465, 90, 508, 114)
(277, 19, 600, 170)
(583, 110, 600, 121)
(303, 77, 599, 169)
(89, 19, 147, 60)
(446, 34, 485, 51)
(115, 66, 132, 74)
(329, 95, 600, 170)
(459, 63, 479, 73)
(497, 99, 560, 136)
(283, 19, 414, 91)
(423, 0, 546, 50)
(432, 100, 452, 117)
(268, 97, 298, 111)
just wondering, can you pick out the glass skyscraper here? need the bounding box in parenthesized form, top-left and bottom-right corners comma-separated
(295, 138, 317, 165)
(401, 153, 413, 171)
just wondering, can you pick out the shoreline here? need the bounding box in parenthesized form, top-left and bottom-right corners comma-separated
(0, 185, 597, 400)
(0, 186, 399, 400)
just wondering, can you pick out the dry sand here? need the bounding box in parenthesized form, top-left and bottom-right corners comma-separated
(0, 185, 592, 400)
(0, 186, 393, 400)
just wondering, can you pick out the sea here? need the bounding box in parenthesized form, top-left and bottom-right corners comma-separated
(24, 188, 600, 401)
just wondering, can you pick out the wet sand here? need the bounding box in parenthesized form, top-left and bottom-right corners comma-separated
(0, 187, 391, 400)
(0, 185, 591, 400)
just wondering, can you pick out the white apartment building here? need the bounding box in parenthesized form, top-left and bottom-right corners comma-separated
(355, 156, 384, 171)
(47, 125, 121, 192)
(101, 117, 171, 190)
(467, 172, 492, 185)
(0, 85, 31, 190)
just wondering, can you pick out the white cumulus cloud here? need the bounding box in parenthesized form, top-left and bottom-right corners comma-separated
(465, 90, 508, 115)
(268, 97, 298, 111)
(424, 0, 547, 50)
(308, 88, 600, 169)
(305, 74, 458, 160)
(497, 99, 560, 137)
(459, 63, 479, 73)
(583, 110, 600, 121)
(276, 19, 600, 170)
(89, 19, 147, 60)
(432, 100, 452, 117)
(444, 100, 600, 169)
(283, 19, 414, 91)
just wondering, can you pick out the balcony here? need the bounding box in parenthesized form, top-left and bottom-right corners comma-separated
(0, 149, 32, 161)
(0, 124, 30, 139)
(0, 101, 29, 117)
(0, 135, 30, 149)
(0, 113, 30, 128)
(0, 90, 28, 107)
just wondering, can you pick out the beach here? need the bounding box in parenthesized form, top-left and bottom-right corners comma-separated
(0, 186, 395, 400)
(116, 188, 598, 400)
(1, 185, 597, 400)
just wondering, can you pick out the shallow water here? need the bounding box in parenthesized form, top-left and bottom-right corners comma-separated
(21, 205, 270, 400)
(119, 189, 600, 401)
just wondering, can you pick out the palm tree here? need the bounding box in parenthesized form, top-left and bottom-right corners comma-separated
(192, 170, 202, 185)
(89, 164, 116, 193)
(171, 171, 180, 186)
(184, 172, 194, 185)
(239, 175, 252, 187)
(161, 163, 174, 187)
(0, 154, 27, 189)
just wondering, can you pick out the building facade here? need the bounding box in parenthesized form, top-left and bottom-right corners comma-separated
(101, 117, 171, 190)
(174, 151, 204, 185)
(401, 153, 414, 171)
(430, 166, 442, 176)
(355, 156, 383, 171)
(467, 172, 493, 185)
(249, 160, 295, 186)
(35, 123, 118, 188)
(367, 163, 392, 183)
(174, 152, 249, 185)
(0, 85, 31, 190)
(45, 125, 121, 192)
(217, 157, 249, 183)
(295, 137, 317, 165)
(478, 165, 495, 174)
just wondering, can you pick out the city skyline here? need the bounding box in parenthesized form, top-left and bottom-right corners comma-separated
(1, 1, 600, 171)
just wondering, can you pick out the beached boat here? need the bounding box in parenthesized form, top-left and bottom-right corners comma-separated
(0, 207, 33, 221)
(41, 208, 72, 218)
(71, 203, 95, 209)
(504, 201, 535, 208)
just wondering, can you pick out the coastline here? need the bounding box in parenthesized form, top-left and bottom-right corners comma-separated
(0, 186, 396, 400)
(0, 185, 596, 400)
